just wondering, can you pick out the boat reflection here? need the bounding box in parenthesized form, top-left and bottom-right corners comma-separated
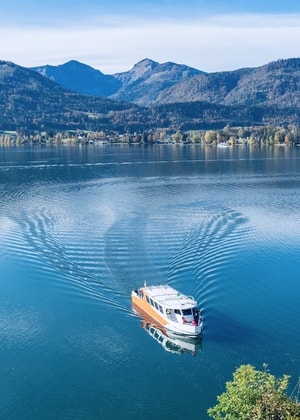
(133, 304, 202, 356)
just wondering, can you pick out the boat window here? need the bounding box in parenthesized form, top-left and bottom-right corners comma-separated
(182, 309, 192, 316)
(146, 296, 150, 304)
(159, 305, 163, 313)
(150, 298, 154, 307)
(154, 302, 159, 310)
(174, 309, 181, 315)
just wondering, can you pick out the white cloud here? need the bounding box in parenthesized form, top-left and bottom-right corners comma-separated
(1, 13, 300, 73)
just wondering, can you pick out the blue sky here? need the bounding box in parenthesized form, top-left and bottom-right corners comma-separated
(1, 0, 300, 74)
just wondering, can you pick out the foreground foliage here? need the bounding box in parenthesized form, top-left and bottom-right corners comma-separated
(208, 364, 300, 419)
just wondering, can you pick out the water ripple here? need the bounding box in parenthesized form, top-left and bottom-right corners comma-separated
(167, 209, 252, 307)
(6, 198, 131, 315)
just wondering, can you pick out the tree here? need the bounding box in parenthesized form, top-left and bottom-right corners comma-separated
(173, 130, 183, 143)
(204, 130, 217, 144)
(208, 364, 300, 420)
(189, 131, 201, 143)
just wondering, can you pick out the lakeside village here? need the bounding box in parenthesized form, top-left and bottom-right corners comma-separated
(1, 125, 300, 146)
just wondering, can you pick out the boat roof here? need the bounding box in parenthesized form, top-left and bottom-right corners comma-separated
(141, 285, 197, 309)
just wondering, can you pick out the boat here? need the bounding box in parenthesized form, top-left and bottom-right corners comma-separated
(131, 284, 203, 337)
(217, 142, 230, 148)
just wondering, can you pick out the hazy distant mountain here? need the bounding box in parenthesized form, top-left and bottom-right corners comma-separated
(110, 58, 203, 104)
(158, 58, 300, 108)
(33, 58, 202, 105)
(32, 60, 121, 97)
(32, 57, 300, 111)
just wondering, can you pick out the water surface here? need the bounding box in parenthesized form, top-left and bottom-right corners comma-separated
(0, 144, 299, 419)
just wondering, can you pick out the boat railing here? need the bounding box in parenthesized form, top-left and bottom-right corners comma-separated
(133, 289, 144, 299)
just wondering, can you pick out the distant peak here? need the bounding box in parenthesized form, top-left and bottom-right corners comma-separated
(60, 60, 89, 68)
(136, 58, 157, 64)
(58, 60, 104, 75)
(133, 58, 158, 70)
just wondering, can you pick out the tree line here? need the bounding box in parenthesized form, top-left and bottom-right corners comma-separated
(1, 125, 300, 146)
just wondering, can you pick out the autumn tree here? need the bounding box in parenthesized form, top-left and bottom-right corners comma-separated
(204, 130, 217, 144)
(208, 364, 300, 420)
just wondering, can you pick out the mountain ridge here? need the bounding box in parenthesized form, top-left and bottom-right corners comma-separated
(0, 60, 142, 132)
(32, 57, 300, 109)
(1, 57, 300, 132)
(32, 60, 121, 97)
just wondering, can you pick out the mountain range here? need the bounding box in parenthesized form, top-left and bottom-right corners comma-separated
(1, 57, 300, 133)
(32, 57, 300, 109)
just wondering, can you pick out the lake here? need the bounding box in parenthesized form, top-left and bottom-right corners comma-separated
(0, 143, 299, 419)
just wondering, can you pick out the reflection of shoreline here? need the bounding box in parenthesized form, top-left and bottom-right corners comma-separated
(133, 304, 202, 356)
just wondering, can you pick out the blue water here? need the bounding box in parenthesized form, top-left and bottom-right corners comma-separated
(0, 144, 299, 419)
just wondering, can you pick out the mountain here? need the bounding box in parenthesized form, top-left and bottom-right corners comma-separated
(0, 61, 141, 132)
(32, 60, 121, 97)
(110, 58, 203, 105)
(2, 58, 300, 133)
(32, 57, 300, 111)
(33, 58, 203, 105)
(158, 58, 300, 108)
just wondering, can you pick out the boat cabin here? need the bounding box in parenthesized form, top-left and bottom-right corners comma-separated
(133, 285, 201, 328)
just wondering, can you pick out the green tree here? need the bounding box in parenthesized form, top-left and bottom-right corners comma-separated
(189, 131, 201, 143)
(208, 364, 300, 420)
(173, 130, 183, 143)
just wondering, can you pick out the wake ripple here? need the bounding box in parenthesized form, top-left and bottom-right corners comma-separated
(167, 209, 252, 307)
(12, 204, 131, 315)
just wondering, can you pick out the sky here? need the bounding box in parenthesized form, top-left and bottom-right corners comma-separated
(1, 0, 300, 74)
